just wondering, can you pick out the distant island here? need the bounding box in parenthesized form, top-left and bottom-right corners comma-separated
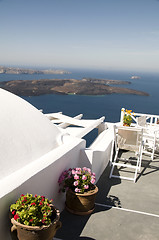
(0, 66, 69, 75)
(0, 78, 149, 96)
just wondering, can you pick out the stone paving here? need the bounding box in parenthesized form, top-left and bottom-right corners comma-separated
(55, 151, 159, 240)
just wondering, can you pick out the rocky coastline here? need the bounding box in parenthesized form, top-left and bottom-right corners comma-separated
(0, 78, 149, 96)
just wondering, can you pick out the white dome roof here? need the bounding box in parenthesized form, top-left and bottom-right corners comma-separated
(0, 88, 62, 180)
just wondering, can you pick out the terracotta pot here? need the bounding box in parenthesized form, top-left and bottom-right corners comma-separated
(10, 205, 62, 240)
(65, 185, 98, 215)
(123, 123, 131, 126)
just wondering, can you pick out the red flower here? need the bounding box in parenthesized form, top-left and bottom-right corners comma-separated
(12, 210, 15, 215)
(29, 219, 34, 222)
(20, 194, 24, 197)
(34, 194, 37, 197)
(31, 202, 36, 206)
(14, 214, 19, 221)
(39, 201, 43, 205)
(42, 219, 46, 224)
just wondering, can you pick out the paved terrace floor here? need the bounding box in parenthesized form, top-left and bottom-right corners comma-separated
(55, 151, 159, 240)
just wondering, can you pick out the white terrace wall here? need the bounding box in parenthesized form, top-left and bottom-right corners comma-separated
(0, 89, 87, 239)
(0, 136, 86, 240)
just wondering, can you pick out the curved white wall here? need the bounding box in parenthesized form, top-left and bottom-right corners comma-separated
(0, 88, 63, 180)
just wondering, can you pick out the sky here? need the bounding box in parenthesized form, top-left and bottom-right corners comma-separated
(0, 0, 159, 72)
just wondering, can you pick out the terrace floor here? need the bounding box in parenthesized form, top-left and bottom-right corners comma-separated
(55, 150, 159, 240)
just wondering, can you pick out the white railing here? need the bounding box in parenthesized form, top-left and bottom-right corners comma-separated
(120, 108, 159, 126)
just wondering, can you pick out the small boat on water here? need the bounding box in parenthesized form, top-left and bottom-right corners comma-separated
(130, 75, 141, 79)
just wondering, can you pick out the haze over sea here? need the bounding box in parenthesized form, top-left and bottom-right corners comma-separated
(1, 69, 159, 123)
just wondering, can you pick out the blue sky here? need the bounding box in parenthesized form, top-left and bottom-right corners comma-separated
(0, 0, 159, 72)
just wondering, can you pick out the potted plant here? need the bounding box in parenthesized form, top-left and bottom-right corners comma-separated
(10, 193, 61, 240)
(58, 167, 98, 215)
(123, 109, 133, 126)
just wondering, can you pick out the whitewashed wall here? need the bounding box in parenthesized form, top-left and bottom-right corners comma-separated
(0, 136, 86, 240)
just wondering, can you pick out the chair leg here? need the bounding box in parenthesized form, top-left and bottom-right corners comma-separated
(109, 148, 119, 178)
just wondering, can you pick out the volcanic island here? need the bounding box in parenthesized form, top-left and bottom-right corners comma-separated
(0, 78, 149, 96)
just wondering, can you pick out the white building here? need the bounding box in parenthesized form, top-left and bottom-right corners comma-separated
(0, 88, 114, 239)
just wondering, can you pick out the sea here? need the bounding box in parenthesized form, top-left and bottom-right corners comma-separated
(0, 69, 159, 144)
(1, 69, 159, 120)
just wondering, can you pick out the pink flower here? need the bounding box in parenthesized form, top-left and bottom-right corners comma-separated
(82, 167, 88, 171)
(91, 177, 95, 184)
(75, 188, 81, 193)
(72, 169, 76, 175)
(84, 185, 89, 189)
(82, 175, 87, 180)
(75, 167, 81, 171)
(73, 181, 78, 186)
(75, 167, 81, 174)
(74, 174, 79, 180)
(87, 168, 91, 174)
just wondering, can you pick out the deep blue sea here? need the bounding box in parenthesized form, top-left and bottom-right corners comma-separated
(0, 69, 159, 124)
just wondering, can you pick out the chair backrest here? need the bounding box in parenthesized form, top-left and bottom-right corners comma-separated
(136, 116, 147, 127)
(117, 126, 143, 152)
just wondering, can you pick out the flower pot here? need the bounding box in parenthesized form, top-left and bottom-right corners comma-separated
(65, 185, 98, 215)
(123, 123, 131, 127)
(10, 205, 62, 240)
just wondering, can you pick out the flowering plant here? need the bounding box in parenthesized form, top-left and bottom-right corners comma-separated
(58, 167, 96, 194)
(10, 194, 55, 226)
(123, 109, 133, 126)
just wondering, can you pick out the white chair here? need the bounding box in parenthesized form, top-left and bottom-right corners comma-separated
(142, 127, 158, 160)
(137, 116, 158, 160)
(109, 126, 144, 182)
